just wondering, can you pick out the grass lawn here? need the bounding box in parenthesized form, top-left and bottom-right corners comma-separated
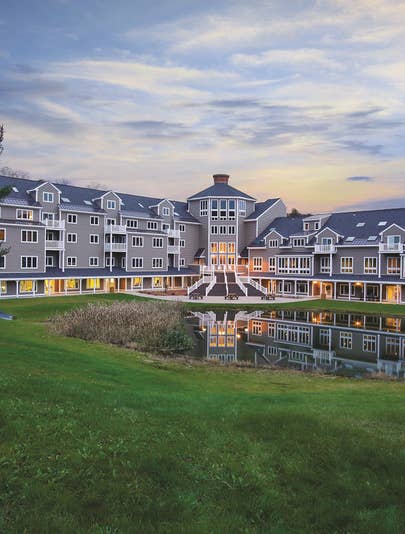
(1, 294, 405, 533)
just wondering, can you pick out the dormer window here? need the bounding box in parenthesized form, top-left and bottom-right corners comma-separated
(107, 200, 116, 210)
(304, 223, 310, 231)
(268, 239, 278, 248)
(293, 237, 306, 247)
(314, 222, 320, 230)
(162, 207, 170, 216)
(43, 192, 54, 203)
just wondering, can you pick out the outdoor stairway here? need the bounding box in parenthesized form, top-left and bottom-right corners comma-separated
(227, 283, 245, 296)
(207, 282, 227, 296)
(189, 283, 209, 297)
(245, 284, 265, 297)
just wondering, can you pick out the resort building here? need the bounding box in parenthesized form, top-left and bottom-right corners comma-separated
(1, 172, 405, 303)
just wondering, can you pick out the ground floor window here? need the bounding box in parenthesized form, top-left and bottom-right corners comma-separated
(19, 280, 36, 293)
(339, 332, 352, 349)
(386, 337, 401, 358)
(86, 278, 101, 290)
(363, 334, 377, 353)
(153, 277, 163, 288)
(276, 324, 311, 345)
(338, 283, 355, 297)
(251, 320, 262, 335)
(1, 281, 6, 293)
(66, 279, 79, 291)
(296, 281, 308, 294)
(268, 322, 275, 338)
(132, 277, 142, 288)
(319, 328, 330, 346)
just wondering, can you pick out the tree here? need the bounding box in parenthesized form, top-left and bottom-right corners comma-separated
(0, 124, 4, 156)
(287, 208, 311, 218)
(0, 166, 31, 179)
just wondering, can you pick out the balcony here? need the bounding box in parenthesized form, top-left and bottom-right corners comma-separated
(314, 244, 336, 254)
(165, 228, 181, 239)
(44, 219, 65, 230)
(168, 245, 179, 254)
(46, 239, 64, 250)
(379, 242, 404, 253)
(105, 242, 126, 252)
(105, 224, 127, 234)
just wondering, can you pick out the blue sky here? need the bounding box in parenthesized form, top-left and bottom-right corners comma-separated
(1, 0, 405, 211)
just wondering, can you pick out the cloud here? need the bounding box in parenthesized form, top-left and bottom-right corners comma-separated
(231, 48, 344, 71)
(121, 120, 191, 139)
(346, 176, 374, 182)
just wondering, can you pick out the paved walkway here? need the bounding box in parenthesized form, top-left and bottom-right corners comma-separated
(130, 291, 317, 305)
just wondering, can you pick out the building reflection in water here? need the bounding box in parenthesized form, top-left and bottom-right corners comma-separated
(187, 310, 405, 378)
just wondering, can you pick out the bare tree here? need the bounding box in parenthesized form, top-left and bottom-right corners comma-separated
(0, 125, 4, 156)
(53, 178, 72, 185)
(86, 182, 108, 191)
(0, 166, 31, 179)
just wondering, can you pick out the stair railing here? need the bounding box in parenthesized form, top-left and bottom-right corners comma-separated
(205, 274, 217, 296)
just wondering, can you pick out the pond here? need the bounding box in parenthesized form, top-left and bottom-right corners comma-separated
(185, 309, 405, 379)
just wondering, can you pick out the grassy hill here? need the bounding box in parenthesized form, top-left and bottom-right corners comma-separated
(1, 295, 405, 533)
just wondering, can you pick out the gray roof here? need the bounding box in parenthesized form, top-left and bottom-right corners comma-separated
(249, 216, 307, 246)
(0, 266, 200, 279)
(0, 175, 199, 223)
(187, 182, 255, 201)
(244, 199, 280, 221)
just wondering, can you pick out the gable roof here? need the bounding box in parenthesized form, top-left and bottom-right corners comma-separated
(244, 198, 280, 221)
(187, 182, 255, 201)
(249, 216, 307, 247)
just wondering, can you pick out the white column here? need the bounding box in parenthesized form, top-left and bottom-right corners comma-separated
(93, 279, 96, 294)
(363, 283, 367, 302)
(79, 279, 82, 295)
(333, 282, 337, 300)
(348, 282, 351, 301)
(380, 283, 383, 302)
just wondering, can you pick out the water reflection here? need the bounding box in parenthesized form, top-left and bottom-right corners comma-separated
(186, 310, 405, 379)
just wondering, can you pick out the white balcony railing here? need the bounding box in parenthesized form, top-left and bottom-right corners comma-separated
(379, 242, 404, 253)
(105, 224, 127, 234)
(314, 244, 336, 254)
(105, 242, 126, 252)
(167, 245, 179, 254)
(44, 219, 65, 230)
(46, 240, 64, 250)
(165, 228, 181, 238)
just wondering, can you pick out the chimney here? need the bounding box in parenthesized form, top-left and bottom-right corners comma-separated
(213, 173, 230, 184)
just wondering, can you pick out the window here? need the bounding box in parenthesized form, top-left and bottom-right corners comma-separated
(319, 329, 330, 346)
(268, 239, 278, 248)
(121, 257, 126, 268)
(84, 200, 92, 206)
(19, 280, 36, 293)
(89, 257, 99, 267)
(179, 224, 185, 232)
(276, 324, 311, 345)
(364, 257, 377, 274)
(252, 320, 262, 335)
(21, 256, 38, 269)
(147, 221, 158, 230)
(320, 256, 330, 274)
(42, 212, 54, 222)
(339, 283, 355, 297)
(253, 257, 262, 271)
(180, 239, 185, 248)
(90, 216, 99, 226)
(132, 236, 144, 247)
(219, 226, 227, 235)
(228, 242, 235, 253)
(61, 197, 70, 203)
(152, 258, 163, 269)
(277, 257, 312, 274)
(239, 200, 246, 216)
(46, 256, 54, 267)
(106, 257, 116, 267)
(363, 334, 376, 352)
(304, 222, 310, 231)
(378, 221, 387, 226)
(66, 256, 77, 267)
(200, 200, 208, 216)
(387, 256, 400, 274)
(228, 200, 235, 220)
(21, 230, 38, 243)
(211, 242, 218, 253)
(89, 234, 99, 244)
(43, 191, 54, 203)
(67, 233, 77, 243)
(340, 257, 353, 273)
(180, 258, 185, 267)
(321, 237, 333, 245)
(293, 238, 306, 247)
(106, 200, 116, 210)
(126, 219, 138, 228)
(211, 200, 218, 220)
(386, 337, 401, 358)
(268, 322, 275, 337)
(106, 218, 115, 226)
(339, 332, 352, 349)
(162, 207, 170, 216)
(132, 257, 143, 268)
(268, 257, 276, 273)
(67, 213, 77, 224)
(228, 226, 235, 235)
(314, 222, 320, 230)
(153, 237, 164, 248)
(0, 255, 5, 269)
(211, 226, 218, 234)
(356, 222, 365, 227)
(219, 200, 227, 220)
(16, 209, 33, 220)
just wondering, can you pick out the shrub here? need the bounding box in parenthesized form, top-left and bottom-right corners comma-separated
(49, 301, 193, 354)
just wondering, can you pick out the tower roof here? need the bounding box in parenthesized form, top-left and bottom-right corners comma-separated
(188, 174, 255, 201)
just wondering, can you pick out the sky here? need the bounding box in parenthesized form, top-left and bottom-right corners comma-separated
(1, 0, 405, 212)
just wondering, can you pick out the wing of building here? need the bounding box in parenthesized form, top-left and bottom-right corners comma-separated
(0, 172, 404, 302)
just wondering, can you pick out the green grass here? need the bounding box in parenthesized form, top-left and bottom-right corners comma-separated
(1, 295, 405, 533)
